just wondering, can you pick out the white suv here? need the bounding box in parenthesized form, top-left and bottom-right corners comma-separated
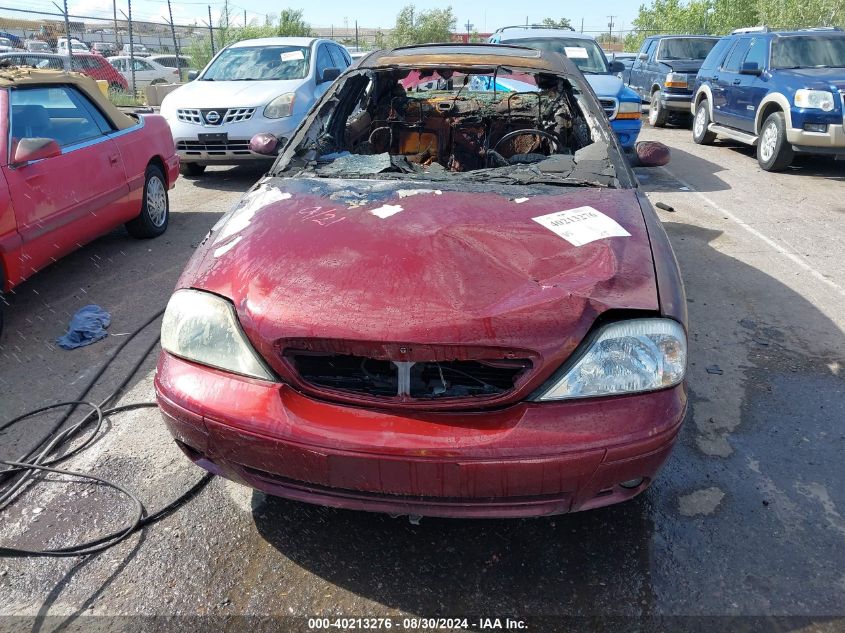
(159, 37, 351, 176)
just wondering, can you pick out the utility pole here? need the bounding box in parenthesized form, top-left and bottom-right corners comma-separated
(113, 0, 120, 48)
(464, 19, 473, 42)
(207, 5, 215, 55)
(119, 5, 136, 94)
(52, 1, 72, 60)
(166, 0, 180, 78)
(244, 9, 247, 26)
(580, 17, 584, 33)
(607, 15, 616, 41)
(355, 20, 359, 50)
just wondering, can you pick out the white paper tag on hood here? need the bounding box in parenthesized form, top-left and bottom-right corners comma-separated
(532, 206, 631, 247)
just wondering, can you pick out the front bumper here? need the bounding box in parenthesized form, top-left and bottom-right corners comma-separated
(611, 117, 642, 149)
(787, 123, 845, 154)
(165, 113, 302, 165)
(155, 353, 687, 518)
(660, 91, 693, 112)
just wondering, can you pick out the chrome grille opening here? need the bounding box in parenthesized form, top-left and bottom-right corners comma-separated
(599, 98, 619, 120)
(224, 107, 256, 123)
(286, 351, 532, 401)
(176, 108, 201, 123)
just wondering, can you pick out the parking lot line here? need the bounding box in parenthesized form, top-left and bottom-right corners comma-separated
(661, 166, 845, 299)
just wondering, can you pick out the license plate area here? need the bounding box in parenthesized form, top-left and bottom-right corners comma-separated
(198, 132, 228, 143)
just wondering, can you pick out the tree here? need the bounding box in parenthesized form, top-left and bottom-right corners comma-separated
(186, 9, 313, 69)
(541, 17, 574, 30)
(388, 5, 457, 47)
(624, 0, 845, 50)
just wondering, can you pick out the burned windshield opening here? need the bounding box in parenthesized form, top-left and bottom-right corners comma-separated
(276, 65, 617, 188)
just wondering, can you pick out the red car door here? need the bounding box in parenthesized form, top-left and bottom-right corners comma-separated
(2, 84, 129, 284)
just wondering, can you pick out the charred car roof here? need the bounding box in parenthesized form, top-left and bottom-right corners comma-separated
(359, 43, 577, 74)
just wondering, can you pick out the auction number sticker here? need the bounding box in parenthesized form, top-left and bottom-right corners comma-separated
(563, 46, 589, 59)
(532, 206, 630, 247)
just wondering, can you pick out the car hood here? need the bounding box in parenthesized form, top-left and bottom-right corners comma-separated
(774, 68, 845, 91)
(179, 177, 659, 395)
(659, 59, 707, 73)
(161, 78, 306, 109)
(585, 74, 625, 98)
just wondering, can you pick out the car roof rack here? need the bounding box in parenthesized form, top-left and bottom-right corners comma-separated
(731, 26, 770, 34)
(494, 24, 576, 33)
(798, 26, 843, 32)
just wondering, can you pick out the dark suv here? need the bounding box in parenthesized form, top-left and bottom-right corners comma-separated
(691, 27, 845, 171)
(628, 35, 720, 127)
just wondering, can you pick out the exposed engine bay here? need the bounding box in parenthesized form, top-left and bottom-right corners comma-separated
(279, 66, 617, 186)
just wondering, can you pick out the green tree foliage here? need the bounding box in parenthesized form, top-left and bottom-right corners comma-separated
(624, 0, 845, 50)
(387, 5, 457, 47)
(187, 8, 313, 70)
(541, 17, 574, 30)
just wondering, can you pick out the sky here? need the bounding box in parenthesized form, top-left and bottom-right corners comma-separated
(49, 0, 640, 34)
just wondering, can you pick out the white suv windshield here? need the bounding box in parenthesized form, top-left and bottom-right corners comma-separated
(203, 45, 311, 81)
(503, 37, 608, 74)
(771, 35, 845, 69)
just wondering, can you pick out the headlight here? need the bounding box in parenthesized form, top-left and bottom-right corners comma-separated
(664, 72, 688, 88)
(794, 89, 834, 112)
(161, 289, 275, 381)
(534, 318, 686, 401)
(616, 100, 641, 119)
(264, 92, 295, 118)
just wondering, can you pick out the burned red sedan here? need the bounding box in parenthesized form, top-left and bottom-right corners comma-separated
(156, 44, 687, 518)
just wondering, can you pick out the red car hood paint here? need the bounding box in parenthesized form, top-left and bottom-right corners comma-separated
(180, 177, 658, 401)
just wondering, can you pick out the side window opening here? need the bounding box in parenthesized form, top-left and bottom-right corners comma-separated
(10, 85, 113, 149)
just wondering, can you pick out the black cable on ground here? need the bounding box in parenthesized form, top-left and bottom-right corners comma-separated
(0, 311, 214, 558)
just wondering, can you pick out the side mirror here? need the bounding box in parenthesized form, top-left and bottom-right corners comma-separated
(249, 132, 280, 156)
(739, 62, 763, 76)
(12, 138, 61, 166)
(610, 60, 625, 74)
(319, 67, 341, 84)
(187, 70, 198, 81)
(638, 52, 649, 61)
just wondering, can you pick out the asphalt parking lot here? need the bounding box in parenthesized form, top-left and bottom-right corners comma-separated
(1, 123, 844, 630)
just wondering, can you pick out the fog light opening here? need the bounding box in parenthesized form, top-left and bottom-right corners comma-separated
(619, 477, 645, 490)
(803, 123, 828, 133)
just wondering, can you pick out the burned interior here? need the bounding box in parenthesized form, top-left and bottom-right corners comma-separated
(277, 60, 619, 187)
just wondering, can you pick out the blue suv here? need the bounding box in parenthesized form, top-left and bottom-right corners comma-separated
(691, 27, 845, 171)
(489, 26, 642, 150)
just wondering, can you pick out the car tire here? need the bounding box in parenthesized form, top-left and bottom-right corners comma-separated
(126, 164, 169, 239)
(649, 89, 669, 127)
(692, 100, 717, 145)
(180, 163, 206, 177)
(757, 112, 794, 172)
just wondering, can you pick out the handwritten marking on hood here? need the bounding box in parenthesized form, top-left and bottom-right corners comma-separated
(396, 189, 442, 198)
(371, 204, 404, 219)
(213, 236, 242, 258)
(532, 206, 631, 247)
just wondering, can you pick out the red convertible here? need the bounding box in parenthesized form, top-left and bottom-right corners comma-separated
(0, 68, 179, 333)
(156, 45, 687, 518)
